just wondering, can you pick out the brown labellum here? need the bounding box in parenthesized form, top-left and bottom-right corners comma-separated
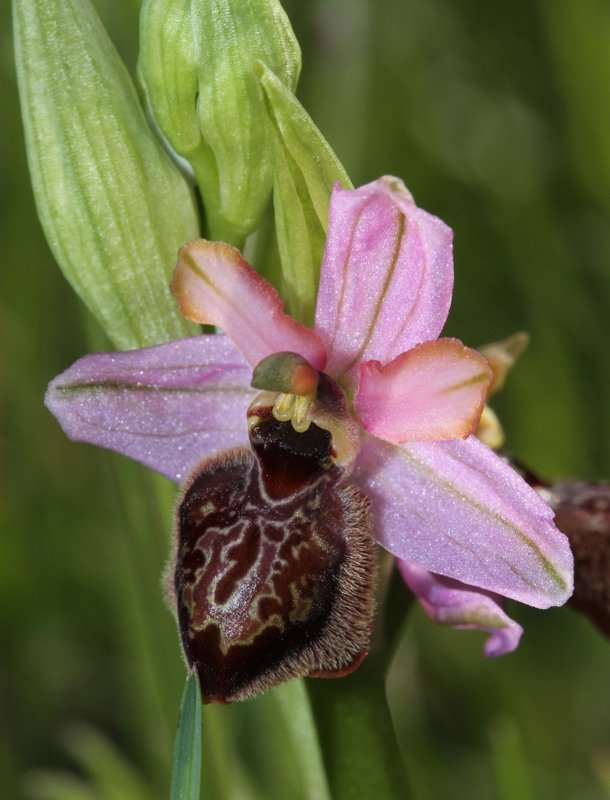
(548, 482, 610, 639)
(169, 408, 376, 704)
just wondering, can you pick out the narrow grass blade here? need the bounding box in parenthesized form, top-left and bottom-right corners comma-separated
(170, 672, 202, 800)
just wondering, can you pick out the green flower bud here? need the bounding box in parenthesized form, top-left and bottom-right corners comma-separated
(139, 0, 301, 247)
(258, 63, 352, 325)
(14, 0, 199, 350)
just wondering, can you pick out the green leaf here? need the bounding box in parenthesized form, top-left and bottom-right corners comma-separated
(23, 771, 100, 800)
(13, 0, 199, 350)
(170, 671, 202, 800)
(258, 62, 352, 325)
(62, 724, 152, 800)
(139, 0, 301, 246)
(24, 724, 155, 800)
(268, 681, 332, 800)
(489, 717, 534, 800)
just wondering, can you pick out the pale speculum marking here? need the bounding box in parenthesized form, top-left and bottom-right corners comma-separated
(172, 413, 376, 704)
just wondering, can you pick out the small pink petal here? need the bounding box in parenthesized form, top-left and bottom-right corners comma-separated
(354, 435, 574, 608)
(314, 177, 453, 384)
(355, 338, 491, 443)
(398, 561, 523, 657)
(172, 240, 327, 369)
(45, 336, 256, 483)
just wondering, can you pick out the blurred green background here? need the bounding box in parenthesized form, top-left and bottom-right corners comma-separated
(2, 0, 610, 798)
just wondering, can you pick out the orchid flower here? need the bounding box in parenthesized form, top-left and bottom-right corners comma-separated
(46, 177, 573, 703)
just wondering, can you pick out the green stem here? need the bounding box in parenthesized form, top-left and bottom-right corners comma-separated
(306, 558, 415, 800)
(307, 655, 410, 800)
(378, 560, 416, 671)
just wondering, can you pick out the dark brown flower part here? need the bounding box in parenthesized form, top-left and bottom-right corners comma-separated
(548, 482, 610, 638)
(169, 408, 375, 704)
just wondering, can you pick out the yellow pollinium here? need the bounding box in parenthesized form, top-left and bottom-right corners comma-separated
(251, 352, 320, 434)
(272, 392, 315, 433)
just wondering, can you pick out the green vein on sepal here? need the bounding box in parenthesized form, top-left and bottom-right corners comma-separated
(53, 382, 252, 397)
(397, 445, 570, 594)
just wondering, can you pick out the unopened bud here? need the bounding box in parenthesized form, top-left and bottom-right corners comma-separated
(479, 332, 529, 397)
(139, 0, 301, 245)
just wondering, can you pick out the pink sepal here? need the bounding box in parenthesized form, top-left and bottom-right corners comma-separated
(398, 561, 523, 656)
(45, 335, 256, 483)
(355, 338, 491, 443)
(314, 177, 453, 383)
(354, 434, 574, 608)
(172, 240, 327, 370)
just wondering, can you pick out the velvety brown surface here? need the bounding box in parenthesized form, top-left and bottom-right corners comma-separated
(174, 418, 375, 703)
(551, 482, 610, 639)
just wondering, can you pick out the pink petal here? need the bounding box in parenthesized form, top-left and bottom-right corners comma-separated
(314, 177, 453, 383)
(398, 561, 523, 657)
(45, 336, 256, 483)
(172, 240, 326, 369)
(354, 435, 574, 608)
(355, 338, 491, 443)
